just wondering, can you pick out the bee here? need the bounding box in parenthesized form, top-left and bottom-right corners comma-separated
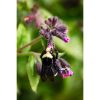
(40, 47, 58, 81)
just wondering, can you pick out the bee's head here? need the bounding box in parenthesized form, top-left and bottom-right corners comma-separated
(41, 46, 53, 59)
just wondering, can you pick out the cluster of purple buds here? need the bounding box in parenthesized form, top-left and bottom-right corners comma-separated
(24, 5, 70, 45)
(40, 16, 70, 46)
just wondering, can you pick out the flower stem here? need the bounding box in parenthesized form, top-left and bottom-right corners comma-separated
(17, 36, 41, 52)
(17, 52, 40, 57)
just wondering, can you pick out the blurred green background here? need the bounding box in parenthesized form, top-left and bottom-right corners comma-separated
(17, 0, 83, 100)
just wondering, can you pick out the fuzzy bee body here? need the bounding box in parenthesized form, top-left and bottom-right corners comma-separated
(40, 47, 58, 81)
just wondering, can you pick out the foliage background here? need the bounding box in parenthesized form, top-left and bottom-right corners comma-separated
(17, 0, 83, 100)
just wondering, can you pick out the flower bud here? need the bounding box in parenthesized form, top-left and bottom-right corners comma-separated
(35, 61, 42, 75)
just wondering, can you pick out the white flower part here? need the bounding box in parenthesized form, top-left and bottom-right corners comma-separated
(60, 68, 66, 71)
(66, 67, 70, 71)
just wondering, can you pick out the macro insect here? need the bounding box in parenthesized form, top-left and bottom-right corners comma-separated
(40, 46, 58, 81)
(36, 45, 73, 81)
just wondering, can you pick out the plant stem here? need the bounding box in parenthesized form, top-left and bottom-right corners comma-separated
(17, 52, 41, 62)
(17, 36, 41, 52)
(17, 52, 40, 57)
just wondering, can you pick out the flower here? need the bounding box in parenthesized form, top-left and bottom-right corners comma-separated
(40, 16, 70, 43)
(55, 58, 73, 78)
(40, 27, 51, 39)
(24, 4, 44, 28)
(59, 68, 73, 78)
(24, 5, 70, 45)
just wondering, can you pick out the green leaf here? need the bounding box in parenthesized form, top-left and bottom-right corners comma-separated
(40, 8, 52, 19)
(26, 0, 34, 9)
(17, 23, 31, 52)
(17, 56, 28, 77)
(26, 55, 40, 92)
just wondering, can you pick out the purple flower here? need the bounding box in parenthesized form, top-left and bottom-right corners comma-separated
(24, 5, 44, 28)
(59, 67, 73, 78)
(45, 17, 67, 34)
(25, 6, 70, 46)
(45, 17, 57, 26)
(24, 15, 35, 24)
(40, 27, 51, 39)
(55, 58, 73, 78)
(40, 16, 70, 43)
